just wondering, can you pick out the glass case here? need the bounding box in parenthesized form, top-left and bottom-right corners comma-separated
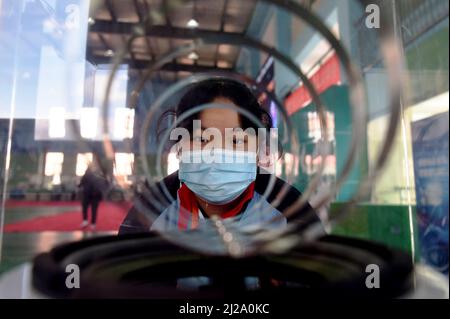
(0, 0, 448, 297)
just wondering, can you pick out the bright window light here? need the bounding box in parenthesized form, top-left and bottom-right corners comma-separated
(410, 91, 449, 122)
(80, 107, 98, 138)
(167, 152, 180, 175)
(45, 152, 64, 185)
(48, 107, 66, 138)
(76, 153, 93, 176)
(114, 153, 134, 176)
(114, 108, 135, 139)
(45, 152, 64, 176)
(307, 111, 335, 142)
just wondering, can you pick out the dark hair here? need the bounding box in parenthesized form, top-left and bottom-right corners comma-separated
(176, 78, 273, 133)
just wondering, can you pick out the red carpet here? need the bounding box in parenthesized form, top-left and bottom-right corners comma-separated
(4, 201, 132, 233)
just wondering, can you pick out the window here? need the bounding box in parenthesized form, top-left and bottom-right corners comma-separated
(44, 152, 64, 185)
(114, 153, 134, 177)
(48, 107, 66, 138)
(114, 107, 135, 139)
(80, 108, 98, 139)
(76, 153, 93, 176)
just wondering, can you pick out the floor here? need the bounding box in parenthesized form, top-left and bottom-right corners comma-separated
(0, 202, 119, 275)
(0, 231, 114, 275)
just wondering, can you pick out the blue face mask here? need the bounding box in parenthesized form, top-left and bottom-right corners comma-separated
(178, 149, 257, 204)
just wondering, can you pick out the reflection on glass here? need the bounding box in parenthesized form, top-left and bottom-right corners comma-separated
(0, 0, 448, 289)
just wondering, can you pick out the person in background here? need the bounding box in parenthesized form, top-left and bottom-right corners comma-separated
(78, 160, 107, 231)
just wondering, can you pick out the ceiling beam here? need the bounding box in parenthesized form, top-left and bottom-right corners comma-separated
(161, 0, 178, 80)
(215, 0, 229, 67)
(89, 20, 242, 41)
(88, 54, 233, 73)
(104, 0, 118, 21)
(132, 0, 155, 60)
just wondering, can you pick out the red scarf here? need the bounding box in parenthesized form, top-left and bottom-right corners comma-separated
(177, 182, 255, 230)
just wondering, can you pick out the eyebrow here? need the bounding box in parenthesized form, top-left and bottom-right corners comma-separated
(199, 126, 243, 130)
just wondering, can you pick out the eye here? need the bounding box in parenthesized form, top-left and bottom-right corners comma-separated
(193, 136, 209, 143)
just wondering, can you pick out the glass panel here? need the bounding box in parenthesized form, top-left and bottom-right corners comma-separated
(0, 0, 448, 298)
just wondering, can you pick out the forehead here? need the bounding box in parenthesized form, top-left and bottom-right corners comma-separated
(199, 98, 241, 129)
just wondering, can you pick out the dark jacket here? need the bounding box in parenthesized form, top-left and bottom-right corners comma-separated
(119, 171, 323, 235)
(79, 169, 107, 200)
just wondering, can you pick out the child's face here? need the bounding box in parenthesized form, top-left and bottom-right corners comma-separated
(180, 97, 257, 153)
